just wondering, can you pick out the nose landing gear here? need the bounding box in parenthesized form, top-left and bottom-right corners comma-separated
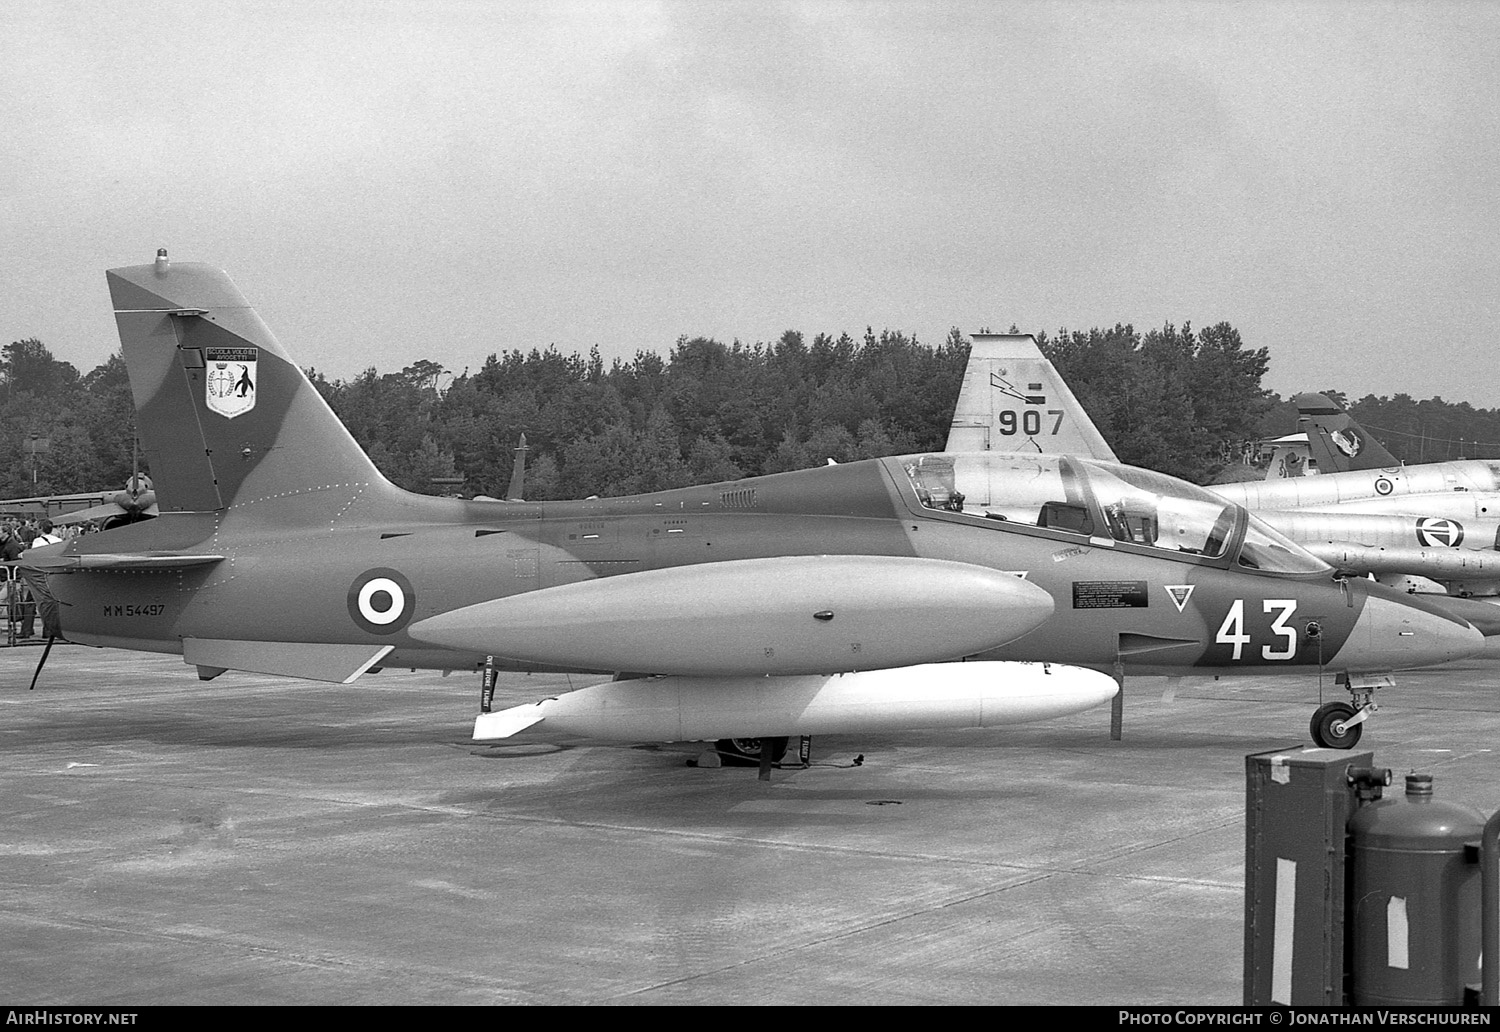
(1310, 672, 1390, 749)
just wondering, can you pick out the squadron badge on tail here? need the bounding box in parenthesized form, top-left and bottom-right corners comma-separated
(206, 347, 258, 418)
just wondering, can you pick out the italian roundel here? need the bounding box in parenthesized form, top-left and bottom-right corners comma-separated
(348, 568, 416, 634)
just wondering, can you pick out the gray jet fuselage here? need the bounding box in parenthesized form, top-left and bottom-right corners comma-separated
(28, 259, 1480, 699)
(49, 453, 1476, 680)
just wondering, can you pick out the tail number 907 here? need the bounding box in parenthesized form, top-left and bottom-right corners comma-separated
(1216, 599, 1298, 661)
(998, 409, 1065, 436)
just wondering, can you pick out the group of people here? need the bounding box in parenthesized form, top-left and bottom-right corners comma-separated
(0, 515, 102, 549)
(1, 518, 65, 641)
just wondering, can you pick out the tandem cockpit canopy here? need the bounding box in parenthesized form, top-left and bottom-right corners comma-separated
(892, 453, 1329, 575)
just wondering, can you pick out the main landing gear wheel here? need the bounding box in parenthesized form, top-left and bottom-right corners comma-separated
(715, 737, 790, 768)
(1310, 702, 1362, 749)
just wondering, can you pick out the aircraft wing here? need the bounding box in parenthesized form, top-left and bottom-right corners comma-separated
(946, 333, 1118, 460)
(183, 639, 394, 684)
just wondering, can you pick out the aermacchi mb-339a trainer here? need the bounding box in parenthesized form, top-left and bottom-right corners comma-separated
(15, 255, 1486, 759)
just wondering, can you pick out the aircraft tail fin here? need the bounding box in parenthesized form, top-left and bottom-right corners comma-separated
(107, 252, 403, 520)
(505, 433, 528, 502)
(945, 333, 1118, 461)
(1294, 393, 1399, 473)
(1259, 435, 1316, 480)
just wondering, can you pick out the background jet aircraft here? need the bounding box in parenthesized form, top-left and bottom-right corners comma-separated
(17, 258, 1483, 760)
(1214, 394, 1500, 598)
(1213, 449, 1500, 522)
(1213, 390, 1497, 521)
(948, 335, 1500, 605)
(1212, 429, 1500, 599)
(1251, 508, 1500, 605)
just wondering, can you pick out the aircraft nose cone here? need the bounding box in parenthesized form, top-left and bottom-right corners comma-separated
(1329, 594, 1486, 671)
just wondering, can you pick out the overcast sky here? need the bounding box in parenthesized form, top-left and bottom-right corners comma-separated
(4, 1, 1497, 404)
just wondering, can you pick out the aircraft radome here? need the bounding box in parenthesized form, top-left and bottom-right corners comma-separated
(12, 255, 1485, 765)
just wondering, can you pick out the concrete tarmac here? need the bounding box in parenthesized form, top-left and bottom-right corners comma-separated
(3, 642, 1499, 1006)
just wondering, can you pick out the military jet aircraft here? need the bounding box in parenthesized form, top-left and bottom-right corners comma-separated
(1214, 448, 1500, 522)
(1211, 417, 1500, 599)
(945, 333, 1500, 605)
(16, 256, 1484, 760)
(1209, 391, 1492, 524)
(1223, 399, 1500, 599)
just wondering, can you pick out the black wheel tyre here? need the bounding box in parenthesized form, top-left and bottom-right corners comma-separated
(715, 737, 790, 767)
(1310, 702, 1362, 749)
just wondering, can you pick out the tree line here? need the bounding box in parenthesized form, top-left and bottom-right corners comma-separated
(305, 328, 968, 499)
(3, 326, 1494, 502)
(0, 339, 137, 499)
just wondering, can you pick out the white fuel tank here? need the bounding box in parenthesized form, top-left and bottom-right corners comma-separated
(473, 661, 1118, 742)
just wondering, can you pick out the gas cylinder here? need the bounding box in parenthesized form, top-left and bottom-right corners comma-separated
(1348, 773, 1483, 1006)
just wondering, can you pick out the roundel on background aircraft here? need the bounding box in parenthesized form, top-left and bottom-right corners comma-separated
(348, 568, 416, 634)
(1415, 517, 1464, 548)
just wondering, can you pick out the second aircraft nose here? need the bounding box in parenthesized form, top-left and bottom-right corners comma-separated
(1327, 591, 1486, 672)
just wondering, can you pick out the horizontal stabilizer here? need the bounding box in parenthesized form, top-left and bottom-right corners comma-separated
(473, 703, 550, 740)
(183, 638, 393, 684)
(19, 552, 225, 572)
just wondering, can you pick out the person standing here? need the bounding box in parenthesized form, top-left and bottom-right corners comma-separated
(0, 524, 23, 640)
(31, 519, 62, 547)
(0, 523, 21, 562)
